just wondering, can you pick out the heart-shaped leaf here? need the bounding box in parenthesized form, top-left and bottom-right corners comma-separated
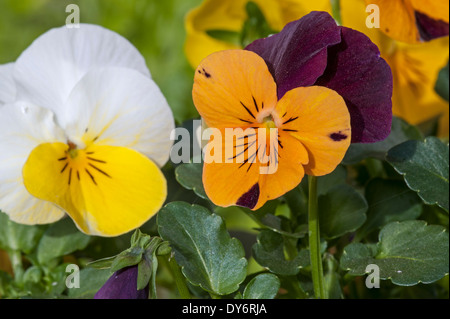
(157, 202, 247, 295)
(344, 117, 423, 165)
(319, 184, 368, 239)
(386, 137, 449, 212)
(175, 162, 208, 200)
(252, 230, 310, 276)
(37, 218, 90, 265)
(341, 220, 449, 286)
(243, 273, 280, 299)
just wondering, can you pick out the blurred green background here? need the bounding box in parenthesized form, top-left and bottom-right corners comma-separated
(0, 0, 202, 123)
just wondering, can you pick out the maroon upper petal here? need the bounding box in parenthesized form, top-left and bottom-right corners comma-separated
(415, 11, 450, 42)
(315, 27, 393, 143)
(94, 266, 149, 299)
(246, 12, 393, 144)
(245, 11, 341, 99)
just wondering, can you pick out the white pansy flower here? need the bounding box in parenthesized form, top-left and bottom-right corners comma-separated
(0, 24, 174, 236)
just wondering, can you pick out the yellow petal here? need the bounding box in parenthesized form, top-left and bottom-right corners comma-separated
(388, 38, 449, 133)
(23, 143, 166, 236)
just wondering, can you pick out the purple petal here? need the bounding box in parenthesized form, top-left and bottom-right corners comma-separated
(245, 11, 341, 99)
(236, 183, 260, 209)
(415, 11, 450, 42)
(315, 27, 393, 143)
(94, 266, 149, 299)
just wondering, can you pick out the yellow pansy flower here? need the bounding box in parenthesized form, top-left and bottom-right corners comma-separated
(341, 0, 449, 136)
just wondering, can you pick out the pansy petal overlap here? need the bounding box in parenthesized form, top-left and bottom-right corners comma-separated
(365, 0, 449, 43)
(245, 11, 341, 99)
(193, 50, 351, 210)
(247, 11, 393, 143)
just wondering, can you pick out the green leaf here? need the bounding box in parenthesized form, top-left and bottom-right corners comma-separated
(206, 29, 241, 46)
(341, 220, 449, 286)
(386, 137, 449, 212)
(317, 165, 347, 196)
(157, 202, 247, 295)
(175, 162, 208, 200)
(110, 247, 144, 273)
(344, 117, 423, 165)
(241, 1, 276, 47)
(67, 268, 111, 299)
(0, 211, 45, 254)
(357, 178, 422, 238)
(319, 185, 368, 239)
(323, 254, 343, 299)
(243, 273, 280, 299)
(252, 230, 309, 276)
(435, 60, 449, 101)
(36, 218, 90, 265)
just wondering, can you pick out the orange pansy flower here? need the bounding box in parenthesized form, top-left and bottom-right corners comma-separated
(192, 50, 351, 210)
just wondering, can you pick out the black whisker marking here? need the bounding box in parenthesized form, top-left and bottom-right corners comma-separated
(240, 101, 256, 119)
(277, 139, 284, 149)
(261, 101, 264, 109)
(238, 133, 257, 140)
(87, 157, 106, 164)
(58, 157, 67, 161)
(68, 168, 72, 185)
(86, 152, 95, 155)
(229, 140, 256, 160)
(283, 129, 298, 132)
(77, 170, 80, 181)
(238, 118, 253, 124)
(282, 111, 287, 118)
(252, 96, 259, 113)
(85, 169, 97, 185)
(283, 116, 299, 125)
(246, 144, 261, 172)
(88, 163, 111, 178)
(60, 163, 68, 173)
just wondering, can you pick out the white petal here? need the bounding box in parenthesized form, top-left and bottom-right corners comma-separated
(64, 67, 175, 167)
(0, 63, 16, 105)
(0, 102, 66, 224)
(13, 24, 150, 123)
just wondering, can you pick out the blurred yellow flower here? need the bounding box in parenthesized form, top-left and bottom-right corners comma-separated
(185, 0, 449, 136)
(341, 0, 449, 136)
(184, 0, 331, 68)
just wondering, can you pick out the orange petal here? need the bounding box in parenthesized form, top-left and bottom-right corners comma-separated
(365, 0, 419, 43)
(202, 127, 261, 209)
(274, 86, 351, 176)
(409, 0, 449, 23)
(257, 132, 309, 210)
(192, 50, 278, 128)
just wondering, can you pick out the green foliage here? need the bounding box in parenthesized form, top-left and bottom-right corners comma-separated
(341, 221, 449, 286)
(387, 137, 449, 212)
(158, 202, 248, 296)
(0, 0, 448, 301)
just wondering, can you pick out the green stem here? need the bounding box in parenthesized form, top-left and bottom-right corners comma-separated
(8, 250, 23, 284)
(308, 176, 326, 299)
(166, 255, 191, 299)
(330, 0, 342, 25)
